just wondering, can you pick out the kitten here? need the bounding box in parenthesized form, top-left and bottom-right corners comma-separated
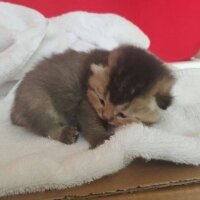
(11, 45, 175, 148)
(87, 45, 175, 127)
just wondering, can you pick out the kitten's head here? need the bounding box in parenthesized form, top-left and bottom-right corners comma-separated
(87, 45, 175, 127)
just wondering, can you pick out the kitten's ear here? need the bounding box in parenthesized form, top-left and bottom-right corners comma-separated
(108, 49, 120, 67)
(90, 64, 104, 74)
(156, 94, 173, 110)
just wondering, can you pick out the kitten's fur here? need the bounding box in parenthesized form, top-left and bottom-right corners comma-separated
(11, 45, 175, 147)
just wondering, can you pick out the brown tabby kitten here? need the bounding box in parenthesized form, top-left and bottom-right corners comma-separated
(11, 45, 175, 148)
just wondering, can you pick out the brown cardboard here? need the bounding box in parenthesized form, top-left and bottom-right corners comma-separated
(2, 159, 200, 200)
(95, 184, 200, 200)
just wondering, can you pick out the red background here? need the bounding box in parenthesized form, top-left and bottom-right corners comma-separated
(2, 0, 200, 62)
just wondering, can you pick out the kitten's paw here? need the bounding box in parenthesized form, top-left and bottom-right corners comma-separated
(60, 127, 79, 144)
(89, 134, 111, 149)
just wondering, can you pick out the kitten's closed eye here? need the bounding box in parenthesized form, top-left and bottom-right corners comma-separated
(99, 97, 105, 106)
(156, 94, 173, 110)
(88, 86, 105, 106)
(117, 112, 126, 118)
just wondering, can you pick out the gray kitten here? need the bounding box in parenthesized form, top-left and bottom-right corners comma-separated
(11, 49, 111, 148)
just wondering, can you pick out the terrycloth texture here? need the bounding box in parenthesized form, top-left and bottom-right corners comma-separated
(1, 2, 200, 197)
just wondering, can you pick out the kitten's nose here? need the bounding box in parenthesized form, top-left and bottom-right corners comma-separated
(102, 111, 113, 121)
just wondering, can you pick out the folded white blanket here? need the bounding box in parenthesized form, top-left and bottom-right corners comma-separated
(1, 2, 200, 198)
